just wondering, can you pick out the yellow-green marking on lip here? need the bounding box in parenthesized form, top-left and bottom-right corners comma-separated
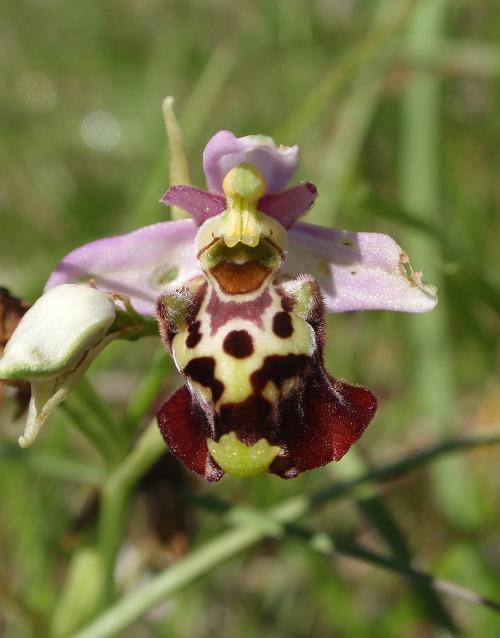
(207, 431, 281, 477)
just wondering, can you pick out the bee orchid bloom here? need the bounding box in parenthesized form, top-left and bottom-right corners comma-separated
(44, 130, 437, 481)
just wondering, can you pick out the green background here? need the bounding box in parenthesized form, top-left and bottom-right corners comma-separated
(1, 0, 500, 636)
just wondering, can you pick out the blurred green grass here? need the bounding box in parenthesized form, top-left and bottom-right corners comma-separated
(1, 0, 500, 636)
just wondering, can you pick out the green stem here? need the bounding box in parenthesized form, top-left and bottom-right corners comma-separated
(162, 96, 191, 221)
(97, 421, 166, 606)
(77, 377, 127, 451)
(74, 427, 500, 638)
(0, 575, 45, 637)
(310, 0, 404, 225)
(307, 3, 456, 624)
(400, 38, 500, 78)
(274, 0, 417, 140)
(400, 0, 483, 531)
(401, 0, 451, 422)
(330, 454, 456, 632)
(315, 428, 500, 501)
(366, 195, 500, 316)
(122, 348, 172, 434)
(286, 525, 500, 614)
(180, 43, 234, 148)
(131, 44, 234, 228)
(336, 540, 500, 614)
(25, 450, 105, 485)
(62, 400, 122, 465)
(93, 526, 264, 638)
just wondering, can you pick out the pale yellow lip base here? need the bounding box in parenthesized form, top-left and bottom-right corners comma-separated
(221, 163, 266, 248)
(207, 431, 281, 478)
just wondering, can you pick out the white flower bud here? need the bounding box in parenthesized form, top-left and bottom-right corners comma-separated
(0, 284, 116, 447)
(0, 284, 115, 380)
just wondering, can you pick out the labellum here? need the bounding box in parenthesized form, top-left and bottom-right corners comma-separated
(156, 164, 377, 481)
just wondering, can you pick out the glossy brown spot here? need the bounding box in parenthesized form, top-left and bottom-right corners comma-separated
(184, 357, 224, 402)
(273, 312, 293, 338)
(186, 320, 202, 348)
(210, 261, 270, 295)
(251, 353, 311, 393)
(280, 295, 295, 312)
(217, 394, 273, 444)
(223, 330, 254, 358)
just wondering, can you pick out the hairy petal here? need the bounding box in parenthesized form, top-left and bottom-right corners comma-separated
(157, 385, 223, 482)
(46, 220, 201, 316)
(203, 130, 299, 195)
(271, 372, 377, 478)
(161, 185, 226, 226)
(258, 182, 318, 228)
(285, 222, 438, 313)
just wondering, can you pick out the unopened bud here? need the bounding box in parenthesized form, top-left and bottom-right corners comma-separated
(0, 284, 116, 447)
(0, 284, 115, 381)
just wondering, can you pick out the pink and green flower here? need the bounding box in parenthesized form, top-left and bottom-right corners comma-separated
(1, 123, 437, 481)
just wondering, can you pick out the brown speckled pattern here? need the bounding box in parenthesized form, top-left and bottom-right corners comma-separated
(156, 268, 377, 481)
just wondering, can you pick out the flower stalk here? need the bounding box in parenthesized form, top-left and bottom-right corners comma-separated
(97, 421, 166, 605)
(73, 427, 500, 638)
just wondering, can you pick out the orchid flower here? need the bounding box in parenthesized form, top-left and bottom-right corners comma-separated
(1, 111, 437, 481)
